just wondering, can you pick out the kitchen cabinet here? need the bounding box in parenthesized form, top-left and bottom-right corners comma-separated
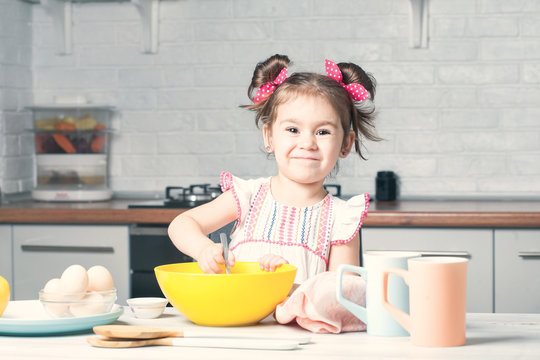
(0, 225, 13, 297)
(12, 225, 129, 303)
(362, 227, 493, 313)
(494, 229, 540, 313)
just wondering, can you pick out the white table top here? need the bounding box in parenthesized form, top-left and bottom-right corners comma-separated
(1, 307, 540, 360)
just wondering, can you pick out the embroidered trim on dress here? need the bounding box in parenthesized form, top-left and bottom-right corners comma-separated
(245, 182, 271, 241)
(220, 171, 242, 223)
(329, 193, 370, 246)
(238, 182, 333, 265)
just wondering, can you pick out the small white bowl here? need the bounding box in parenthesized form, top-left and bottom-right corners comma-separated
(126, 297, 168, 319)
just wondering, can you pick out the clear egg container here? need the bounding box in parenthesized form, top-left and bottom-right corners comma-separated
(39, 288, 117, 318)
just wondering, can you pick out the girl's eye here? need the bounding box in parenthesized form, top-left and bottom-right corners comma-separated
(316, 129, 330, 135)
(286, 127, 298, 134)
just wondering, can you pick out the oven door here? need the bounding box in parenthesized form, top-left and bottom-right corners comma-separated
(130, 225, 192, 298)
(129, 222, 235, 298)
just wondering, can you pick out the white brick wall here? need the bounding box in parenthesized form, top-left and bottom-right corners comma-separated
(1, 0, 540, 199)
(0, 0, 33, 196)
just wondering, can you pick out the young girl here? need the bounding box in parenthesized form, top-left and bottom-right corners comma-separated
(168, 54, 378, 287)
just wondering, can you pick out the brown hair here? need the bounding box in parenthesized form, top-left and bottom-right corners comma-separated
(242, 54, 380, 160)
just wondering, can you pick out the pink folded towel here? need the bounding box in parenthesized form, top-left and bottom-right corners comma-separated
(275, 271, 367, 334)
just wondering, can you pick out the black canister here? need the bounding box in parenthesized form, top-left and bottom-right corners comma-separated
(375, 171, 397, 201)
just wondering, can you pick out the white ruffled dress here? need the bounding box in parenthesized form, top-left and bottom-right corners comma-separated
(220, 172, 369, 284)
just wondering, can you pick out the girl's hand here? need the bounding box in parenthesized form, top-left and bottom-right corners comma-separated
(258, 254, 288, 272)
(197, 243, 236, 274)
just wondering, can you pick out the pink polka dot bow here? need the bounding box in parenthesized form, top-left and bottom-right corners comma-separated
(325, 59, 370, 102)
(253, 67, 288, 103)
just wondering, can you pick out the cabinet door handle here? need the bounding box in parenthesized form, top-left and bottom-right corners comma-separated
(418, 251, 471, 258)
(365, 250, 471, 258)
(21, 245, 114, 253)
(518, 251, 540, 258)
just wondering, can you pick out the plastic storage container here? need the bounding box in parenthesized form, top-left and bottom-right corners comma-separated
(27, 105, 114, 202)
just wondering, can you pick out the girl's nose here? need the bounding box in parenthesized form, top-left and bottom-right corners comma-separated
(299, 134, 317, 149)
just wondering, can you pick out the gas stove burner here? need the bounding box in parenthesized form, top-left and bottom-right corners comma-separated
(164, 184, 222, 208)
(128, 183, 343, 210)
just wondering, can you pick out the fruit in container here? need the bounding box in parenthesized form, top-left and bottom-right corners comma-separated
(34, 134, 47, 153)
(90, 124, 107, 153)
(34, 116, 100, 131)
(75, 115, 98, 130)
(40, 136, 64, 153)
(63, 116, 77, 125)
(48, 170, 80, 185)
(54, 122, 76, 131)
(34, 118, 58, 130)
(52, 133, 77, 153)
(34, 115, 107, 154)
(70, 137, 90, 153)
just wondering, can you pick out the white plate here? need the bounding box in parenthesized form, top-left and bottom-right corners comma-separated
(0, 300, 123, 336)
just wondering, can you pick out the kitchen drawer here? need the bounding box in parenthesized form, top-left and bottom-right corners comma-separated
(0, 225, 12, 298)
(495, 229, 540, 313)
(362, 227, 493, 313)
(13, 225, 129, 303)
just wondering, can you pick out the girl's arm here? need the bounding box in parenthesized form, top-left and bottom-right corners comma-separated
(168, 190, 238, 273)
(327, 233, 361, 271)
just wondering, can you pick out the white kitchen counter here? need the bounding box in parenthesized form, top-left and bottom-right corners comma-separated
(1, 307, 539, 359)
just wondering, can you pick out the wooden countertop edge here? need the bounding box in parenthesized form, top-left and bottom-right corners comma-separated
(0, 208, 185, 225)
(1, 208, 540, 227)
(364, 211, 540, 227)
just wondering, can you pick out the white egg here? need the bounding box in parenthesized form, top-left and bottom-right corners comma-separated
(87, 265, 114, 292)
(43, 278, 63, 298)
(69, 292, 106, 317)
(42, 278, 69, 317)
(60, 264, 88, 298)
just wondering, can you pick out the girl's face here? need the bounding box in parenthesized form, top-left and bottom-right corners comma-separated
(263, 95, 354, 186)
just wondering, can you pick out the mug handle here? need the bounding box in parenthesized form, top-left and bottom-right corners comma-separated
(336, 264, 368, 323)
(382, 266, 411, 332)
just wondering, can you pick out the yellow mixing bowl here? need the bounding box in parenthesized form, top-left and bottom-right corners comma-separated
(155, 262, 297, 326)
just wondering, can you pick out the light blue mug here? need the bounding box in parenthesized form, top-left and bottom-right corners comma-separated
(336, 251, 421, 336)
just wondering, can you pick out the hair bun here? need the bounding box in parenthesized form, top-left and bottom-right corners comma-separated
(338, 62, 376, 101)
(247, 54, 291, 101)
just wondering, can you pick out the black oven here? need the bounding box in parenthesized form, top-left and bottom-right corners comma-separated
(128, 184, 234, 298)
(129, 223, 234, 298)
(129, 225, 188, 298)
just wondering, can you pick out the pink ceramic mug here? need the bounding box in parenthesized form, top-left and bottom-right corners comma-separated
(382, 257, 468, 347)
